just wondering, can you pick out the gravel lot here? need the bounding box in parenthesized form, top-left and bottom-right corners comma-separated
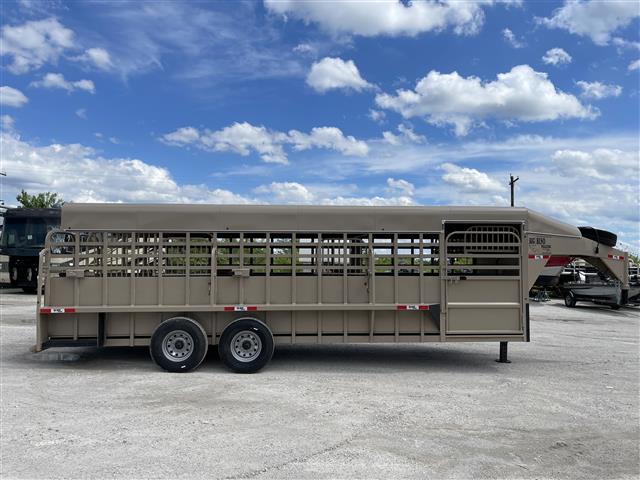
(1, 289, 638, 479)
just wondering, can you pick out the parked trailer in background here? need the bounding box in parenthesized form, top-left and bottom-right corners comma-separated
(0, 208, 61, 292)
(36, 204, 629, 373)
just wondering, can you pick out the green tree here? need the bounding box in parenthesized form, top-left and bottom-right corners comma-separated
(16, 190, 65, 208)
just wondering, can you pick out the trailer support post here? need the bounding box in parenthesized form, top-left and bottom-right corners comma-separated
(496, 341, 511, 363)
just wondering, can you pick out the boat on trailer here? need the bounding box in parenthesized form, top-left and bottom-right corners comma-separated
(562, 260, 640, 309)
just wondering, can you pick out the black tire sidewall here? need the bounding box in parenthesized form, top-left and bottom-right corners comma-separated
(564, 293, 575, 307)
(578, 227, 617, 247)
(150, 317, 208, 372)
(218, 318, 274, 373)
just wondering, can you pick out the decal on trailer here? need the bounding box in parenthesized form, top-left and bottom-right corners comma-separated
(40, 307, 76, 314)
(608, 254, 625, 261)
(397, 305, 430, 311)
(223, 306, 258, 311)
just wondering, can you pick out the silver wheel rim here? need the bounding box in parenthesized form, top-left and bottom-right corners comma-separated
(161, 330, 194, 362)
(231, 330, 262, 363)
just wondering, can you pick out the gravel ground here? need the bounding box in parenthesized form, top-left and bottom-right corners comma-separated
(1, 290, 638, 479)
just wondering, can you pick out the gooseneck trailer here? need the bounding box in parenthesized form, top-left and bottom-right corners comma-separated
(35, 204, 629, 373)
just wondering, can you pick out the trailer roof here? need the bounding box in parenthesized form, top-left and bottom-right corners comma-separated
(2, 207, 61, 219)
(61, 204, 581, 237)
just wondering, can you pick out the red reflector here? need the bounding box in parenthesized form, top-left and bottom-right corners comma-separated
(223, 306, 234, 311)
(397, 305, 407, 310)
(40, 308, 51, 314)
(419, 305, 430, 310)
(247, 306, 258, 311)
(66, 308, 76, 313)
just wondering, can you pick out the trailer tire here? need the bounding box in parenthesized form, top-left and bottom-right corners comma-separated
(578, 227, 617, 247)
(150, 317, 208, 372)
(610, 304, 621, 310)
(219, 318, 274, 373)
(564, 293, 576, 308)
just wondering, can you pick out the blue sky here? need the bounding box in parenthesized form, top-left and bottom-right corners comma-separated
(1, 0, 639, 250)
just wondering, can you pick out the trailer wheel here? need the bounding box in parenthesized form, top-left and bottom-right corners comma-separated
(564, 293, 576, 308)
(610, 304, 621, 310)
(150, 317, 208, 372)
(219, 318, 274, 373)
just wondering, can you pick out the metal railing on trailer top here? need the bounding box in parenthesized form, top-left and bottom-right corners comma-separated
(40, 229, 442, 310)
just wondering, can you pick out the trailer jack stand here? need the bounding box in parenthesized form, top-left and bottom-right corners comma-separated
(496, 342, 511, 363)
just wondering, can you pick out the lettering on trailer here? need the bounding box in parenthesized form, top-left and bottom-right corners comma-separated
(528, 237, 547, 245)
(608, 254, 625, 261)
(40, 308, 76, 314)
(223, 306, 258, 311)
(397, 305, 430, 311)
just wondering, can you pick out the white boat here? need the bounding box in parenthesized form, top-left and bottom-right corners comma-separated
(563, 260, 640, 309)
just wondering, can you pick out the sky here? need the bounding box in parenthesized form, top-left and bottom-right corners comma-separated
(0, 0, 638, 251)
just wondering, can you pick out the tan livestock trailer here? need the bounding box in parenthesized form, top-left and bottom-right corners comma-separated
(36, 204, 629, 372)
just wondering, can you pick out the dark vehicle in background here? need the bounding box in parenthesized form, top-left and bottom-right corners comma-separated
(0, 208, 61, 292)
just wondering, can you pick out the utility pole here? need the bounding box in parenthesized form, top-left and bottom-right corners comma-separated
(0, 171, 5, 206)
(509, 174, 519, 207)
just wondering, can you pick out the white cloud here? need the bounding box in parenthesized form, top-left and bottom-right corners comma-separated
(293, 43, 316, 55)
(441, 163, 502, 193)
(375, 64, 595, 135)
(255, 182, 315, 203)
(95, 2, 305, 82)
(629, 59, 640, 71)
(73, 47, 114, 71)
(31, 73, 96, 94)
(542, 47, 572, 66)
(183, 122, 288, 164)
(306, 57, 373, 93)
(397, 124, 426, 144)
(551, 148, 638, 180)
(75, 108, 87, 119)
(0, 86, 29, 107)
(265, 0, 516, 37)
(1, 115, 15, 131)
(161, 126, 200, 145)
(576, 81, 622, 99)
(0, 18, 75, 74)
(502, 28, 525, 48)
(289, 127, 370, 156)
(161, 122, 369, 164)
(386, 178, 415, 196)
(368, 109, 386, 124)
(320, 195, 416, 206)
(538, 0, 639, 46)
(0, 131, 252, 204)
(253, 180, 415, 205)
(382, 124, 426, 145)
(611, 37, 640, 51)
